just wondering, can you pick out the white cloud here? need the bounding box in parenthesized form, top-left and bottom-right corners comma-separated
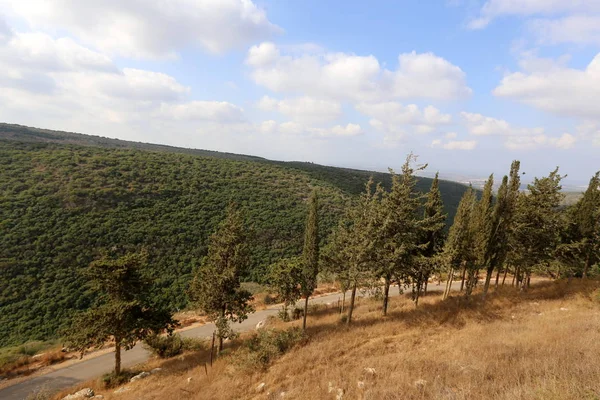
(266, 121, 363, 138)
(0, 0, 281, 58)
(445, 132, 458, 139)
(0, 15, 12, 43)
(494, 53, 600, 120)
(431, 138, 477, 150)
(577, 121, 600, 146)
(461, 112, 576, 149)
(468, 0, 600, 29)
(160, 101, 245, 122)
(357, 102, 452, 136)
(505, 133, 576, 150)
(257, 96, 342, 123)
(246, 42, 471, 102)
(529, 15, 600, 46)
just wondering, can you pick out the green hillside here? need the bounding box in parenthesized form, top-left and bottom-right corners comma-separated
(0, 124, 468, 347)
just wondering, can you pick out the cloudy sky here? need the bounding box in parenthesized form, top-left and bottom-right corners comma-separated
(1, 0, 599, 184)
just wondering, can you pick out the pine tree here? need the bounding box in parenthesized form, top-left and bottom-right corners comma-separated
(378, 154, 428, 313)
(443, 186, 477, 299)
(325, 179, 378, 324)
(572, 172, 600, 278)
(300, 190, 319, 330)
(189, 204, 253, 352)
(268, 257, 303, 320)
(417, 172, 447, 303)
(473, 175, 494, 297)
(512, 168, 565, 288)
(65, 251, 176, 376)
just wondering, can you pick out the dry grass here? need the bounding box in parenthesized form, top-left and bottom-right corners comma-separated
(53, 280, 600, 400)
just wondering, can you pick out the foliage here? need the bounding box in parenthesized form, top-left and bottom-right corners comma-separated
(188, 205, 254, 351)
(267, 257, 303, 310)
(143, 333, 204, 358)
(241, 327, 305, 369)
(0, 127, 468, 347)
(64, 251, 176, 374)
(300, 190, 320, 328)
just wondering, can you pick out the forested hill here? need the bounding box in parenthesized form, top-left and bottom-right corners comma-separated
(0, 123, 468, 347)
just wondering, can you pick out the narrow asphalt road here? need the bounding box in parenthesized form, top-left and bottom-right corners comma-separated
(0, 281, 462, 400)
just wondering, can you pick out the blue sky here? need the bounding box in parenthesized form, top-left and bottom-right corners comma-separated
(1, 0, 599, 185)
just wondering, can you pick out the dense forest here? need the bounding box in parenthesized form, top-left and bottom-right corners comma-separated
(0, 124, 468, 347)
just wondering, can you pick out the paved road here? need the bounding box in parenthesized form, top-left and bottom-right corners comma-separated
(0, 282, 460, 400)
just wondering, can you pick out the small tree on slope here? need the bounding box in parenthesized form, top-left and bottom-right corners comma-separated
(65, 251, 176, 376)
(300, 190, 320, 330)
(189, 204, 254, 352)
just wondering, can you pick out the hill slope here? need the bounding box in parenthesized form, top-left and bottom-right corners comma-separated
(0, 124, 468, 347)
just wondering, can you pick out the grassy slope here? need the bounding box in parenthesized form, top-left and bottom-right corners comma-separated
(0, 123, 468, 348)
(66, 280, 600, 400)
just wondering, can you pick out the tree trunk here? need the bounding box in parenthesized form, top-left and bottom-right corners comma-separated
(341, 291, 346, 314)
(583, 252, 591, 279)
(512, 267, 519, 287)
(114, 339, 121, 376)
(460, 265, 467, 292)
(482, 265, 494, 300)
(502, 266, 509, 286)
(443, 268, 454, 300)
(347, 283, 357, 325)
(424, 277, 429, 294)
(302, 295, 309, 330)
(526, 271, 531, 289)
(382, 277, 391, 316)
(494, 267, 501, 288)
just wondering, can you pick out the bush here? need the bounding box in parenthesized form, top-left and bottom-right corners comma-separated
(263, 293, 279, 305)
(102, 370, 137, 388)
(143, 334, 205, 358)
(277, 308, 290, 322)
(144, 334, 184, 358)
(291, 307, 303, 320)
(242, 328, 305, 369)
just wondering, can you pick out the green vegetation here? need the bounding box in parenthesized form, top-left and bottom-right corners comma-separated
(0, 123, 469, 348)
(64, 251, 176, 375)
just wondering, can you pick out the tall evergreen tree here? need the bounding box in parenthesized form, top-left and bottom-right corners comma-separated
(378, 154, 429, 313)
(189, 204, 253, 352)
(417, 172, 447, 303)
(512, 168, 565, 288)
(572, 172, 600, 278)
(268, 257, 303, 320)
(443, 186, 477, 299)
(65, 251, 175, 376)
(325, 179, 378, 324)
(300, 190, 319, 330)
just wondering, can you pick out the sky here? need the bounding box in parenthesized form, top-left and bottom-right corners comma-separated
(0, 0, 599, 185)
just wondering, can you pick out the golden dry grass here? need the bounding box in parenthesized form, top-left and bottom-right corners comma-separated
(54, 280, 600, 400)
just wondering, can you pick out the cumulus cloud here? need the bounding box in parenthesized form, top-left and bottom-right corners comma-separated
(0, 25, 246, 136)
(467, 0, 600, 29)
(529, 15, 600, 46)
(160, 101, 245, 122)
(493, 53, 600, 120)
(505, 133, 576, 150)
(431, 138, 477, 150)
(266, 121, 363, 138)
(0, 0, 281, 58)
(356, 102, 452, 135)
(257, 96, 342, 123)
(246, 42, 471, 102)
(461, 112, 576, 149)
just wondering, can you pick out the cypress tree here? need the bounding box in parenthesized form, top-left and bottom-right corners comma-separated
(572, 172, 600, 278)
(189, 204, 253, 352)
(418, 172, 447, 303)
(300, 190, 319, 330)
(512, 168, 565, 288)
(443, 186, 477, 299)
(474, 174, 494, 297)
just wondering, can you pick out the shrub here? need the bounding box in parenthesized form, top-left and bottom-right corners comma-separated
(277, 308, 290, 322)
(291, 307, 303, 320)
(102, 370, 137, 388)
(242, 328, 305, 369)
(144, 334, 184, 358)
(143, 334, 205, 358)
